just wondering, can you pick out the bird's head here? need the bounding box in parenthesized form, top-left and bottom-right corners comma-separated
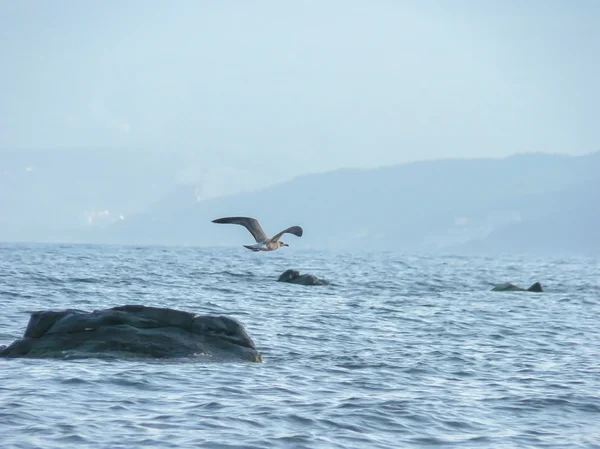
(279, 241, 289, 247)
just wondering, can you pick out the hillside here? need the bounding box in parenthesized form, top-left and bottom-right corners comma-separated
(0, 148, 271, 242)
(99, 151, 600, 254)
(456, 175, 600, 255)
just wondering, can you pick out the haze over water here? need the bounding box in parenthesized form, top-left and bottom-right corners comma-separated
(1, 243, 599, 448)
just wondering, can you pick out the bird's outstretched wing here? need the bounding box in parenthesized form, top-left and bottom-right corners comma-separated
(269, 225, 303, 243)
(212, 217, 268, 242)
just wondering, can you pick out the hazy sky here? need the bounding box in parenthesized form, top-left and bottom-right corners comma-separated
(1, 1, 598, 185)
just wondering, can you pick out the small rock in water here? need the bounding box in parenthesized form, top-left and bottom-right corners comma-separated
(277, 269, 330, 286)
(491, 282, 543, 292)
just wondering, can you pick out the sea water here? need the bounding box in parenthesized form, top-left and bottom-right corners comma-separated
(1, 243, 599, 448)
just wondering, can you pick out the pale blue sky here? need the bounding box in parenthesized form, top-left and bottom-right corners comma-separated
(1, 1, 598, 187)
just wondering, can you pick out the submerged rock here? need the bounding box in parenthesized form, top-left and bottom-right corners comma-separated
(0, 305, 262, 362)
(491, 282, 543, 292)
(277, 269, 329, 286)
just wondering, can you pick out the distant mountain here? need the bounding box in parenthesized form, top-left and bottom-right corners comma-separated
(456, 175, 600, 255)
(3, 149, 598, 254)
(97, 151, 600, 255)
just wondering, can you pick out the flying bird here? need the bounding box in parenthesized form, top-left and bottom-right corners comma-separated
(212, 216, 303, 251)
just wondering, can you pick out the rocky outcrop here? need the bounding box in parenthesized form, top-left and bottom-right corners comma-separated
(0, 305, 262, 362)
(491, 282, 543, 292)
(277, 269, 329, 286)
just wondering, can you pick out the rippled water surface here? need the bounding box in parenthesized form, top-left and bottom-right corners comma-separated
(1, 243, 599, 448)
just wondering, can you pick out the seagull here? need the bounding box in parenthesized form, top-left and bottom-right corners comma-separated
(212, 216, 303, 251)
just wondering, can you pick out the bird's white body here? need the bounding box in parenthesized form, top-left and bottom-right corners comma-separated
(243, 242, 267, 252)
(243, 241, 285, 252)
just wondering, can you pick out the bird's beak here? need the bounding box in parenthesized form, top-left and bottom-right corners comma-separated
(283, 243, 289, 247)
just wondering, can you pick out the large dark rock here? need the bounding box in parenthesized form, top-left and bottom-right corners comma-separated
(0, 305, 262, 362)
(491, 282, 543, 292)
(277, 269, 329, 286)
